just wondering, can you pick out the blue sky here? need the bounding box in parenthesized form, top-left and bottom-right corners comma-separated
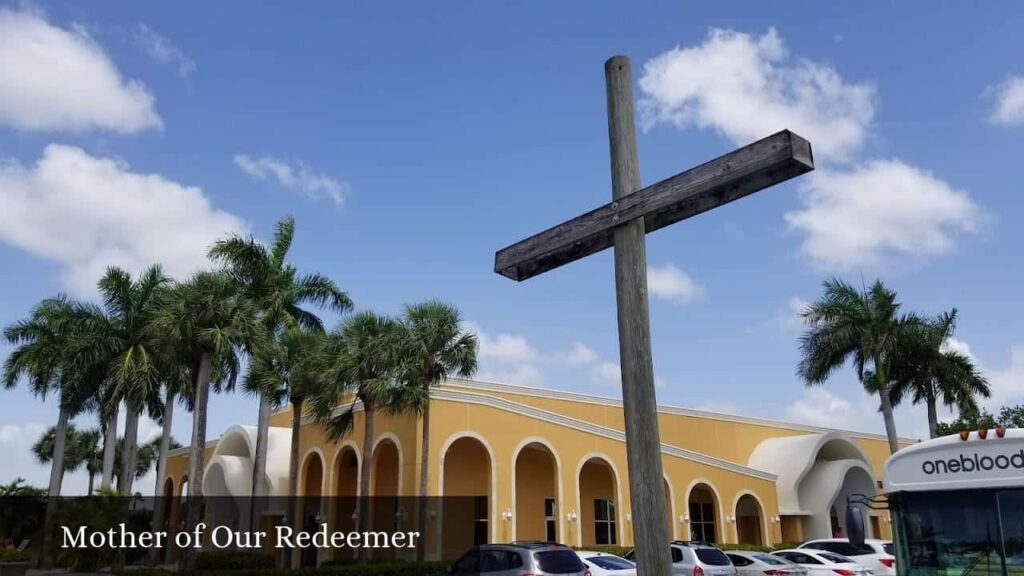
(1, 1, 1023, 494)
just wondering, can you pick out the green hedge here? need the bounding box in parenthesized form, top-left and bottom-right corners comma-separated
(0, 549, 32, 563)
(718, 542, 804, 552)
(194, 550, 275, 570)
(119, 560, 448, 576)
(570, 546, 633, 558)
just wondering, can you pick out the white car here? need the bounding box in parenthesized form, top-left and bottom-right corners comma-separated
(576, 551, 637, 576)
(725, 551, 808, 576)
(771, 550, 872, 576)
(799, 539, 894, 576)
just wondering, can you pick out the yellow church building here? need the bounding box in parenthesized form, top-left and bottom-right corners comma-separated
(162, 378, 909, 562)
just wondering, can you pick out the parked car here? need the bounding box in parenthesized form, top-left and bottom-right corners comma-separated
(771, 550, 872, 576)
(799, 539, 894, 576)
(725, 551, 808, 576)
(626, 541, 737, 576)
(447, 542, 589, 576)
(576, 551, 637, 576)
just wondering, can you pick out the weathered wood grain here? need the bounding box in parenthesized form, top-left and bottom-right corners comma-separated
(605, 55, 673, 576)
(494, 129, 814, 281)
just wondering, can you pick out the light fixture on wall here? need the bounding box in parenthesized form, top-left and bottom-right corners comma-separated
(771, 515, 781, 524)
(502, 508, 513, 522)
(726, 515, 736, 523)
(625, 513, 631, 523)
(679, 514, 687, 524)
(351, 511, 359, 521)
(314, 512, 324, 525)
(567, 509, 578, 522)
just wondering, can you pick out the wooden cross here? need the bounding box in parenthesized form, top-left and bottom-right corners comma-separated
(494, 56, 814, 575)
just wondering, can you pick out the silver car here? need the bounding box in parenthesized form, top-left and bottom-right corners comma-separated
(626, 541, 737, 576)
(725, 551, 809, 576)
(447, 542, 589, 576)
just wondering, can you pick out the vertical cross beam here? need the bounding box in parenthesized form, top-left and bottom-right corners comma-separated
(605, 56, 672, 576)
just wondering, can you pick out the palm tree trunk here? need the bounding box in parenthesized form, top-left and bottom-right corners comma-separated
(926, 391, 939, 439)
(154, 391, 175, 497)
(40, 404, 70, 568)
(874, 360, 900, 453)
(416, 401, 430, 562)
(249, 392, 272, 531)
(101, 403, 119, 489)
(283, 396, 304, 569)
(357, 400, 375, 562)
(184, 352, 213, 569)
(119, 407, 140, 496)
(87, 471, 95, 496)
(149, 390, 175, 566)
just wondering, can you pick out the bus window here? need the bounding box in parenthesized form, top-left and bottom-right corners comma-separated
(999, 490, 1024, 573)
(894, 490, 1004, 576)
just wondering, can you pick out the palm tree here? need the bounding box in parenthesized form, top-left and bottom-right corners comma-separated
(888, 309, 990, 438)
(310, 311, 403, 562)
(394, 301, 477, 561)
(246, 326, 328, 567)
(32, 424, 101, 493)
(798, 279, 924, 453)
(153, 270, 263, 548)
(209, 216, 352, 508)
(4, 295, 102, 565)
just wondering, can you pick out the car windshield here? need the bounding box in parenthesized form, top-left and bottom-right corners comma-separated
(754, 554, 789, 565)
(695, 548, 732, 566)
(536, 550, 586, 574)
(586, 556, 635, 571)
(818, 552, 852, 564)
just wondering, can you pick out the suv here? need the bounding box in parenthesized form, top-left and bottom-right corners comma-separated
(447, 542, 590, 576)
(626, 541, 736, 576)
(799, 539, 894, 576)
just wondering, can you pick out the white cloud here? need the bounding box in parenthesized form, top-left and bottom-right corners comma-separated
(463, 321, 540, 363)
(563, 342, 598, 365)
(786, 387, 868, 428)
(638, 28, 874, 162)
(136, 24, 196, 78)
(0, 422, 50, 489)
(234, 154, 349, 207)
(591, 362, 622, 387)
(778, 296, 810, 331)
(477, 365, 545, 388)
(0, 8, 161, 133)
(0, 144, 248, 295)
(785, 160, 982, 271)
(987, 75, 1024, 126)
(647, 264, 705, 305)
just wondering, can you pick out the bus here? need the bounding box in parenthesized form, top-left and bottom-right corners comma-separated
(848, 428, 1024, 576)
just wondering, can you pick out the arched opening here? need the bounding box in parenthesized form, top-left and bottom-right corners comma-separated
(579, 457, 618, 546)
(370, 439, 401, 559)
(688, 483, 719, 543)
(442, 436, 492, 558)
(831, 466, 876, 538)
(299, 452, 324, 568)
(664, 479, 674, 540)
(514, 442, 559, 542)
(736, 494, 764, 546)
(330, 446, 359, 560)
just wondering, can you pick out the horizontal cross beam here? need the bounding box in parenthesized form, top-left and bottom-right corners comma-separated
(494, 129, 814, 281)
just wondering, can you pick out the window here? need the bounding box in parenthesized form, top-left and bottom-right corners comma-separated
(818, 552, 852, 564)
(545, 498, 557, 542)
(453, 549, 480, 575)
(535, 550, 586, 574)
(689, 502, 717, 543)
(586, 556, 635, 571)
(695, 548, 731, 566)
(594, 499, 617, 545)
(727, 554, 752, 566)
(754, 554, 788, 566)
(481, 550, 522, 572)
(671, 548, 684, 563)
(473, 496, 488, 546)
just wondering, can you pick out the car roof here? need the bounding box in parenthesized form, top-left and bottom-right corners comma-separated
(671, 540, 719, 549)
(726, 551, 769, 557)
(505, 541, 570, 550)
(803, 538, 888, 544)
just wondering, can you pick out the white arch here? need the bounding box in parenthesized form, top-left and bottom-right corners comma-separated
(573, 452, 625, 547)
(331, 440, 362, 496)
(510, 436, 565, 543)
(371, 432, 404, 496)
(684, 478, 726, 544)
(731, 490, 770, 546)
(300, 447, 328, 496)
(664, 474, 677, 540)
(438, 431, 499, 544)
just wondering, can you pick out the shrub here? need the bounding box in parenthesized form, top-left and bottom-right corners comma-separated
(194, 550, 275, 570)
(571, 545, 633, 558)
(717, 543, 772, 552)
(770, 542, 803, 551)
(0, 549, 32, 563)
(117, 560, 448, 576)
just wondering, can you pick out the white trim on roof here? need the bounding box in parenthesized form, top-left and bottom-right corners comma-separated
(442, 378, 917, 444)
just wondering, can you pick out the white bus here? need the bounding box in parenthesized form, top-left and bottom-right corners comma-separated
(849, 428, 1024, 576)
